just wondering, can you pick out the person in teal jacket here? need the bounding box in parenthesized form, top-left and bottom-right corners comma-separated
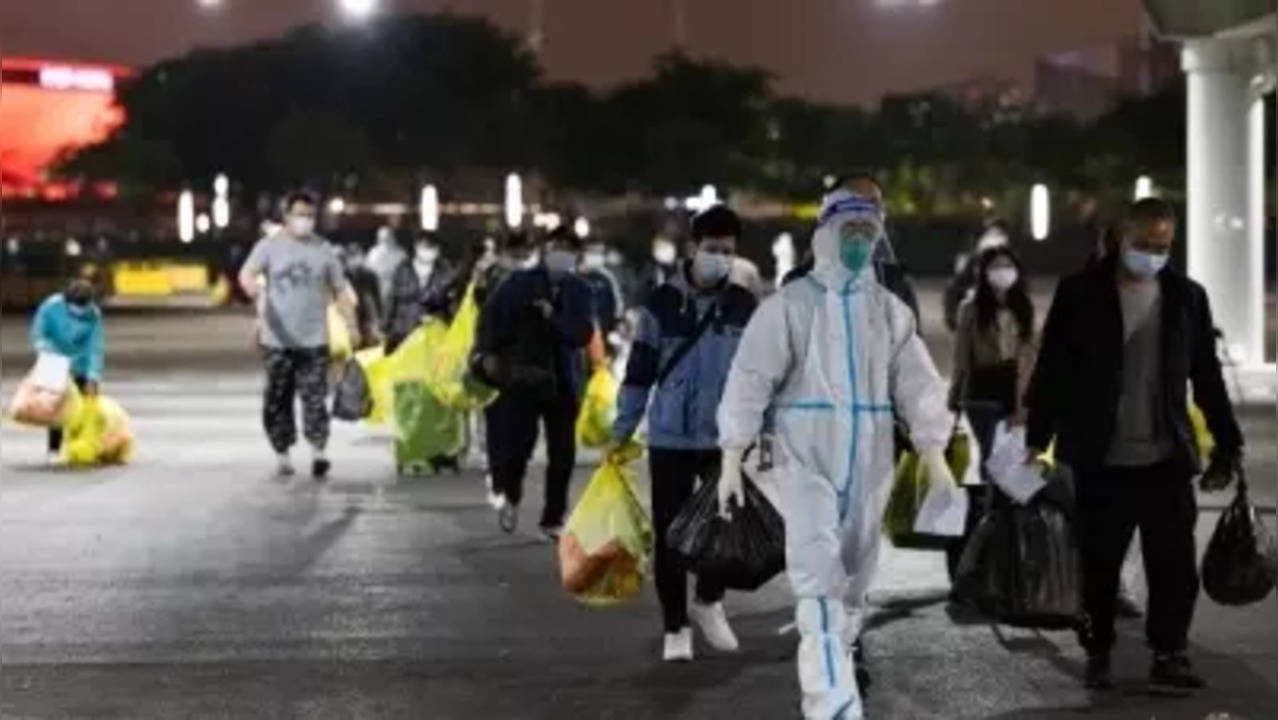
(30, 279, 104, 460)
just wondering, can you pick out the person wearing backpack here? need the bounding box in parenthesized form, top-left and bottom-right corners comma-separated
(610, 205, 758, 663)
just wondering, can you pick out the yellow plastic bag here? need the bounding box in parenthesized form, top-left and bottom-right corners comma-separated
(557, 440, 652, 606)
(575, 366, 618, 448)
(328, 303, 353, 362)
(424, 284, 498, 410)
(64, 395, 133, 467)
(1189, 400, 1214, 459)
(357, 346, 392, 425)
(209, 275, 231, 306)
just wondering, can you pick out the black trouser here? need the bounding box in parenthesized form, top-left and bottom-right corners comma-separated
(487, 391, 578, 528)
(649, 447, 727, 633)
(262, 346, 330, 454)
(48, 375, 89, 453)
(1077, 461, 1198, 656)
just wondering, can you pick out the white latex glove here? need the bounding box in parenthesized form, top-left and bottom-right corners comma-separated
(921, 448, 957, 488)
(717, 447, 745, 519)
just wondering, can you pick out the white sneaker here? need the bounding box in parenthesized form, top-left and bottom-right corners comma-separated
(276, 454, 295, 477)
(486, 475, 505, 510)
(690, 601, 739, 652)
(45, 451, 63, 467)
(662, 627, 694, 662)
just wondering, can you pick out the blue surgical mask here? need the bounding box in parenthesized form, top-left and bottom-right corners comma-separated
(1122, 249, 1168, 278)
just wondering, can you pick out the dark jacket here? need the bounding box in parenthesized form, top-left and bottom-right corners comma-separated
(476, 267, 594, 401)
(1025, 256, 1243, 475)
(613, 266, 756, 449)
(383, 259, 454, 352)
(346, 266, 383, 348)
(580, 267, 624, 335)
(783, 259, 920, 325)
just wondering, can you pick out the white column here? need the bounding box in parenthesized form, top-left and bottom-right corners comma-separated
(1182, 38, 1265, 366)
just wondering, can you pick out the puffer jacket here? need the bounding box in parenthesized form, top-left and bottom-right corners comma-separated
(613, 264, 757, 450)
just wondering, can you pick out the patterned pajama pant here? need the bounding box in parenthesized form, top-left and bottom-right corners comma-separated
(261, 347, 330, 454)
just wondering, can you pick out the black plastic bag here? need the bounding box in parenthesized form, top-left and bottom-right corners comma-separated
(955, 465, 1082, 629)
(665, 472, 785, 591)
(332, 359, 372, 421)
(1202, 475, 1277, 606)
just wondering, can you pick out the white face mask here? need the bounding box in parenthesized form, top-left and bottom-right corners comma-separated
(976, 229, 1009, 252)
(287, 216, 315, 237)
(544, 249, 577, 274)
(986, 267, 1018, 291)
(653, 242, 676, 265)
(1122, 249, 1169, 279)
(416, 245, 439, 264)
(582, 251, 606, 271)
(692, 250, 731, 287)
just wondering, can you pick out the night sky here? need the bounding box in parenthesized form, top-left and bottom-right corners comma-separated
(0, 0, 1144, 104)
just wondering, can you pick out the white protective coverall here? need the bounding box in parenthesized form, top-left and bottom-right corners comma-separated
(717, 190, 952, 719)
(367, 226, 407, 309)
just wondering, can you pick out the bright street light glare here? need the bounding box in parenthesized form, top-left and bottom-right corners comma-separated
(1030, 184, 1050, 241)
(505, 173, 524, 229)
(198, 0, 222, 8)
(574, 217, 590, 239)
(213, 197, 230, 229)
(1134, 176, 1155, 200)
(338, 0, 377, 20)
(213, 173, 229, 197)
(178, 190, 195, 243)
(420, 184, 439, 232)
(196, 213, 212, 235)
(328, 197, 346, 215)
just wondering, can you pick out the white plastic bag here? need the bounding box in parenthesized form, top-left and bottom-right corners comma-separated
(912, 452, 969, 538)
(32, 352, 71, 391)
(985, 422, 1047, 505)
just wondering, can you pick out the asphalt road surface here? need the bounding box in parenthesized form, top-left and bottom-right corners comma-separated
(1, 290, 1275, 719)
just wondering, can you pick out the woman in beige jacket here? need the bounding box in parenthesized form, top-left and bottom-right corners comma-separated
(946, 245, 1038, 581)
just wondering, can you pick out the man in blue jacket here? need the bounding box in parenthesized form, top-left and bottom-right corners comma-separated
(30, 279, 105, 462)
(611, 205, 758, 663)
(475, 226, 594, 540)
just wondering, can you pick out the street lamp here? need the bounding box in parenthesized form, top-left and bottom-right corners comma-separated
(574, 217, 591, 239)
(196, 213, 212, 235)
(328, 197, 346, 215)
(178, 189, 195, 243)
(212, 173, 230, 229)
(1134, 175, 1155, 200)
(1030, 184, 1050, 241)
(197, 0, 222, 8)
(420, 184, 439, 232)
(505, 173, 524, 229)
(338, 0, 377, 20)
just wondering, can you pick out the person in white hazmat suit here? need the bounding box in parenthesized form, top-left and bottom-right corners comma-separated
(716, 189, 955, 720)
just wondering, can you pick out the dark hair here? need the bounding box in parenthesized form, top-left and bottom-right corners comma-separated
(283, 191, 318, 210)
(690, 205, 742, 241)
(65, 278, 96, 306)
(502, 230, 531, 252)
(545, 225, 583, 251)
(829, 169, 883, 194)
(974, 246, 1034, 342)
(1127, 197, 1176, 225)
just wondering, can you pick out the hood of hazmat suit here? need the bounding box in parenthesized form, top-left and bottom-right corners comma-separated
(716, 189, 952, 720)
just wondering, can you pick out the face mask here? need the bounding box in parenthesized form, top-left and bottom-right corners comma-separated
(653, 243, 676, 265)
(692, 250, 731, 286)
(1122, 249, 1168, 279)
(416, 246, 439, 263)
(986, 267, 1018, 291)
(582, 252, 606, 271)
(544, 249, 577, 274)
(287, 216, 315, 237)
(839, 240, 874, 273)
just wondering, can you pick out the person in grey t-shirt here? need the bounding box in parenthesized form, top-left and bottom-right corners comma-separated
(240, 191, 355, 479)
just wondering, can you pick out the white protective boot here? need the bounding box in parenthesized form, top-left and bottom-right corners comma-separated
(796, 597, 863, 720)
(662, 627, 694, 662)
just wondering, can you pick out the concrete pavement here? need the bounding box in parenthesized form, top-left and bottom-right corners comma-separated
(1, 299, 1276, 719)
(2, 364, 1276, 719)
